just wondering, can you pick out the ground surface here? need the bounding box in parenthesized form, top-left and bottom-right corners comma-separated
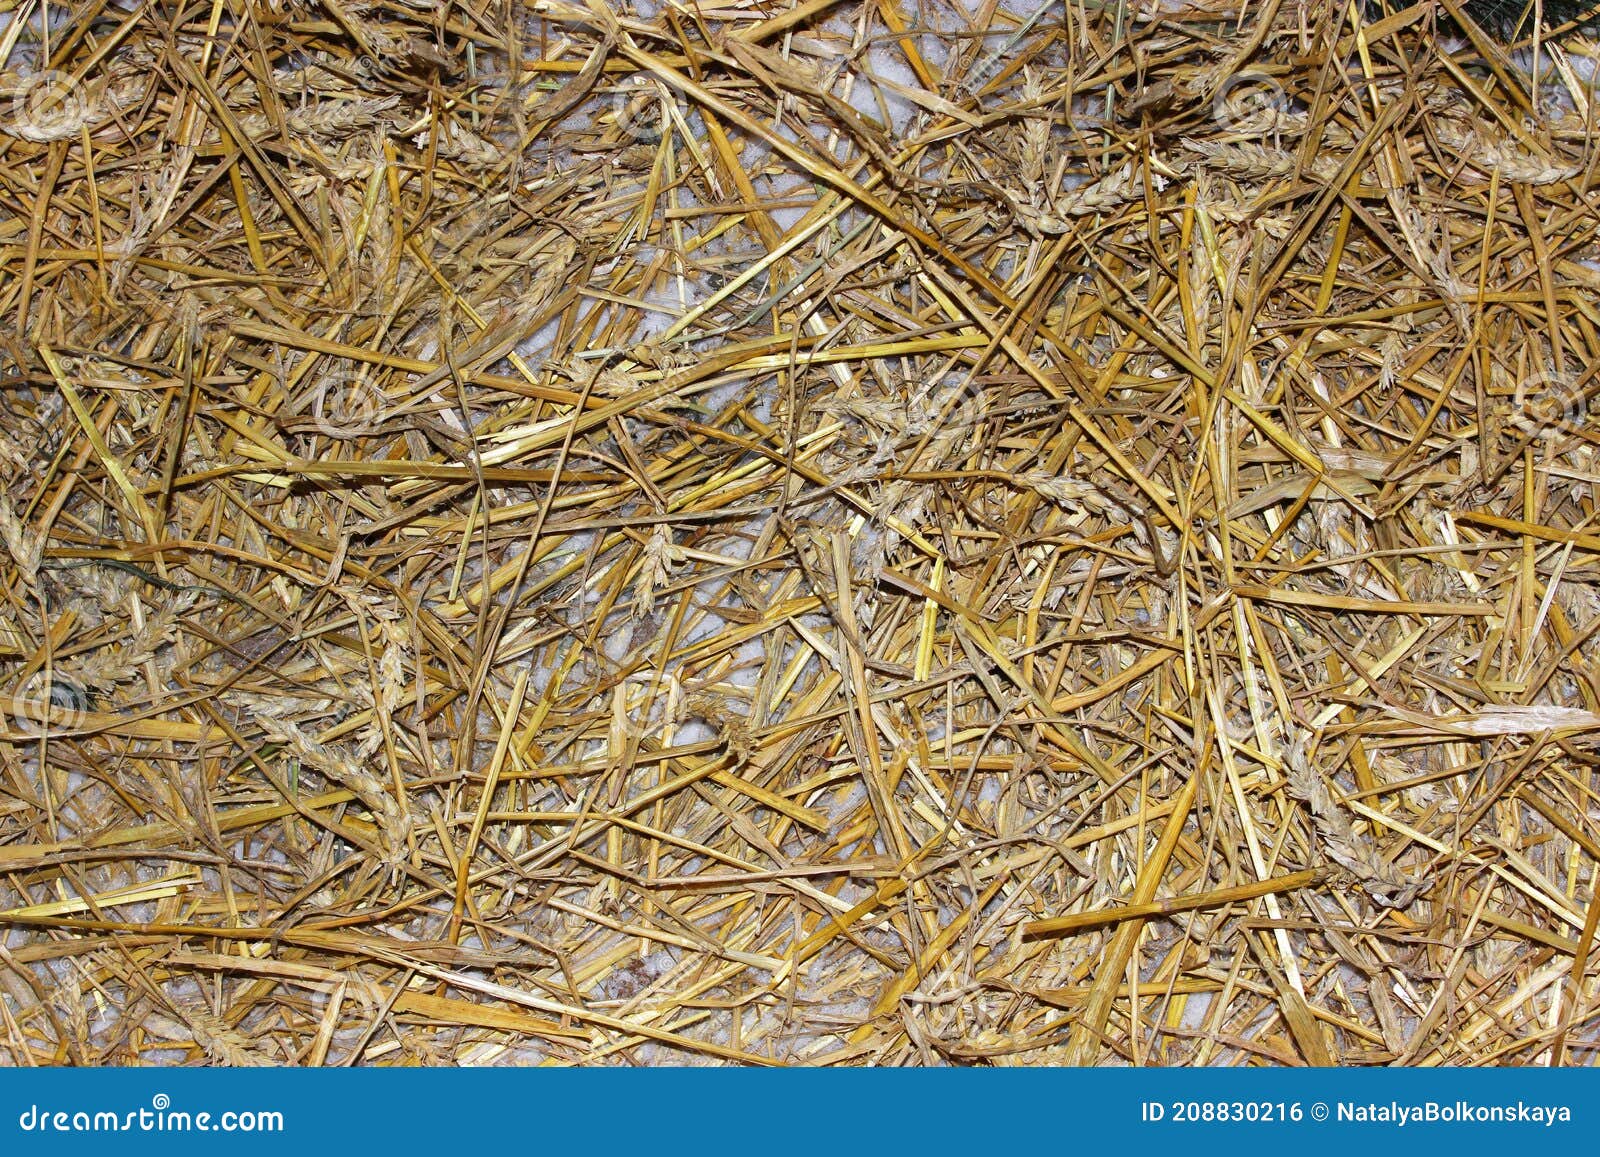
(1, 0, 1599, 1065)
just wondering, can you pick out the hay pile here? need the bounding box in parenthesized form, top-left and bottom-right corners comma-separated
(1, 0, 1598, 1065)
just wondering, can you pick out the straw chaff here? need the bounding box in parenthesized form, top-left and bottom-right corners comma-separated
(1, 0, 1599, 1065)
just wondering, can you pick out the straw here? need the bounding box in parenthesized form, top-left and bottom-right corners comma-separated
(1, 0, 1598, 1066)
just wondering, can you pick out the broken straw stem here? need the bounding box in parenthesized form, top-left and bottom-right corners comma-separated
(1022, 869, 1325, 940)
